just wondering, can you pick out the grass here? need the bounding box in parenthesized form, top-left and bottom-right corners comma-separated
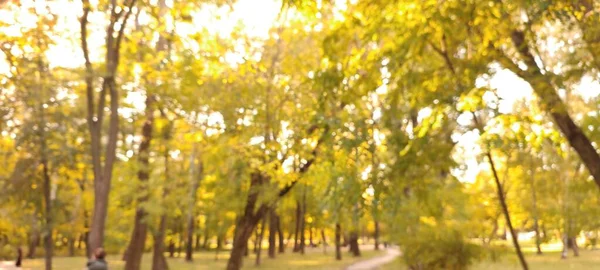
(14, 247, 381, 270)
(379, 241, 600, 270)
(472, 250, 600, 270)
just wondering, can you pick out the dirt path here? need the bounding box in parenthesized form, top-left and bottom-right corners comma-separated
(344, 247, 400, 270)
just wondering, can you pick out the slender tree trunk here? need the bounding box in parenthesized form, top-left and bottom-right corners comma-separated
(321, 229, 327, 254)
(529, 157, 542, 255)
(202, 229, 209, 250)
(76, 233, 84, 250)
(485, 215, 500, 246)
(195, 233, 201, 251)
(268, 210, 277, 258)
(299, 185, 307, 254)
(27, 231, 40, 259)
(277, 215, 285, 254)
(35, 51, 53, 270)
(349, 231, 361, 257)
(255, 218, 267, 266)
(151, 215, 169, 270)
(82, 208, 90, 258)
(561, 234, 569, 259)
(68, 237, 76, 257)
(177, 232, 184, 257)
(309, 226, 315, 247)
(299, 218, 306, 254)
(335, 223, 342, 261)
(152, 128, 171, 270)
(185, 139, 203, 261)
(374, 221, 380, 251)
(217, 234, 223, 250)
(293, 200, 301, 252)
(487, 151, 528, 269)
(253, 227, 260, 254)
(124, 95, 155, 270)
(474, 113, 528, 270)
(168, 240, 175, 258)
(42, 159, 52, 270)
(195, 219, 201, 251)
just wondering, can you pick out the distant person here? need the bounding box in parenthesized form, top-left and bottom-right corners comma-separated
(87, 248, 108, 270)
(15, 247, 22, 267)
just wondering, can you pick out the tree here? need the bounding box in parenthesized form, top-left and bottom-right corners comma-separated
(80, 0, 137, 253)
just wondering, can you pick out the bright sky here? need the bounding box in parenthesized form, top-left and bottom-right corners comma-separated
(2, 0, 599, 182)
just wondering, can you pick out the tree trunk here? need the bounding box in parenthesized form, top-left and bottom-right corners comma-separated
(124, 95, 155, 270)
(299, 185, 307, 254)
(202, 231, 209, 250)
(195, 232, 201, 251)
(277, 215, 285, 254)
(487, 151, 528, 269)
(168, 240, 175, 258)
(185, 216, 195, 261)
(474, 113, 528, 270)
(349, 231, 361, 257)
(41, 157, 52, 270)
(255, 218, 267, 266)
(177, 232, 183, 257)
(226, 172, 270, 270)
(529, 158, 542, 255)
(152, 131, 171, 270)
(76, 233, 84, 250)
(335, 223, 342, 261)
(185, 146, 203, 262)
(253, 228, 260, 254)
(268, 210, 277, 258)
(309, 226, 315, 247)
(36, 60, 53, 270)
(561, 234, 568, 259)
(68, 237, 76, 257)
(82, 209, 90, 258)
(293, 200, 301, 252)
(82, 0, 136, 252)
(151, 215, 169, 270)
(299, 219, 306, 254)
(321, 229, 327, 254)
(27, 232, 40, 259)
(374, 221, 380, 251)
(570, 237, 580, 257)
(217, 234, 223, 250)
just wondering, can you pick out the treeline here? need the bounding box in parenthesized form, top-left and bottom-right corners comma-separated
(1, 1, 600, 270)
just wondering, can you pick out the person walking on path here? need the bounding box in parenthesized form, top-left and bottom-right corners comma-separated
(87, 248, 108, 270)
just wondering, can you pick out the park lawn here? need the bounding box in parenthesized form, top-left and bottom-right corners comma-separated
(380, 248, 600, 270)
(471, 249, 600, 270)
(17, 248, 381, 270)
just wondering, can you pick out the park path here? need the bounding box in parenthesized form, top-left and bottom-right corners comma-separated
(344, 247, 401, 270)
(0, 261, 18, 270)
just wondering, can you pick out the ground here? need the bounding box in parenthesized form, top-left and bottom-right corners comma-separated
(379, 241, 600, 270)
(1, 247, 382, 270)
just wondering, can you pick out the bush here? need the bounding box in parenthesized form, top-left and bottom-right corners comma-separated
(401, 230, 483, 270)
